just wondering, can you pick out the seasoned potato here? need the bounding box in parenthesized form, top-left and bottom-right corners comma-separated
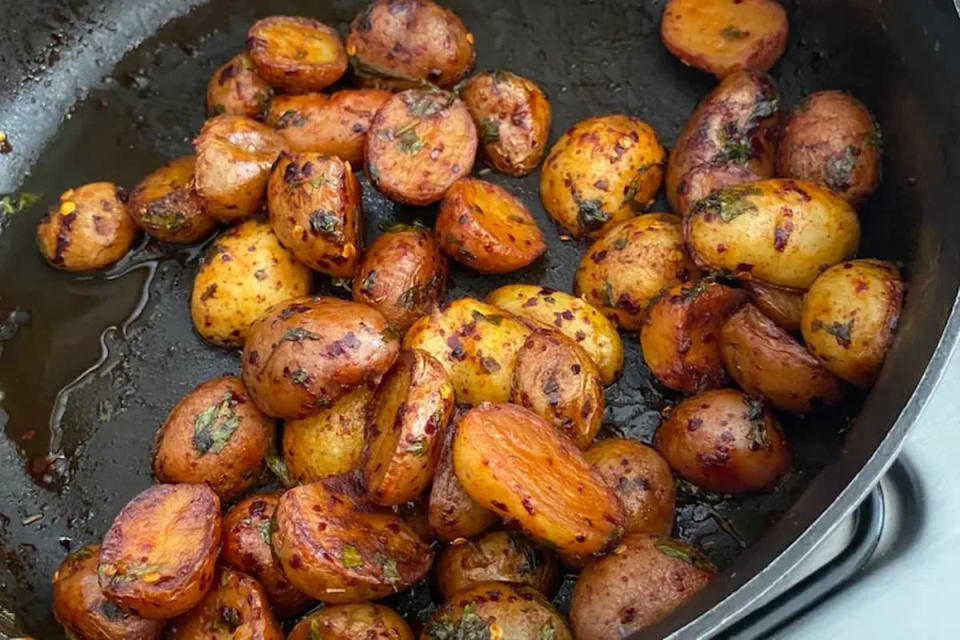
(98, 484, 221, 619)
(272, 478, 434, 602)
(801, 259, 904, 387)
(152, 375, 274, 500)
(346, 0, 475, 89)
(666, 70, 780, 215)
(247, 16, 347, 93)
(52, 545, 164, 640)
(540, 114, 666, 238)
(460, 71, 551, 176)
(429, 421, 498, 542)
(366, 89, 477, 205)
(776, 91, 882, 208)
(454, 403, 625, 555)
(570, 534, 714, 640)
(266, 90, 392, 165)
(510, 329, 604, 448)
(486, 284, 624, 385)
(221, 494, 313, 618)
(189, 218, 312, 348)
(655, 389, 792, 494)
(395, 492, 435, 543)
(241, 296, 400, 419)
(165, 568, 283, 640)
(661, 0, 788, 78)
(743, 279, 804, 333)
(640, 280, 746, 393)
(436, 178, 546, 274)
(365, 349, 456, 505)
(402, 298, 533, 405)
(36, 182, 138, 272)
(127, 155, 218, 244)
(288, 603, 414, 640)
(207, 52, 273, 118)
(266, 151, 363, 277)
(685, 179, 860, 289)
(353, 225, 448, 333)
(574, 213, 699, 330)
(721, 303, 846, 412)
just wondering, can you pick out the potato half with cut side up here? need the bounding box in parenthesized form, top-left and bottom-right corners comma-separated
(128, 155, 219, 244)
(247, 16, 347, 93)
(288, 603, 414, 640)
(98, 483, 221, 619)
(428, 421, 498, 542)
(207, 52, 273, 118)
(743, 279, 805, 333)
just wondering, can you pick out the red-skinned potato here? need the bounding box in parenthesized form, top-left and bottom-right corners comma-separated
(127, 155, 219, 244)
(247, 16, 347, 93)
(743, 279, 805, 333)
(207, 52, 273, 118)
(288, 603, 414, 640)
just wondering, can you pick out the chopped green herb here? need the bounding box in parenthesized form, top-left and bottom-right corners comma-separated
(309, 174, 330, 189)
(824, 145, 861, 191)
(713, 132, 753, 164)
(811, 318, 854, 347)
(397, 283, 428, 310)
(359, 270, 378, 294)
(257, 520, 272, 546)
(539, 625, 556, 640)
(349, 55, 439, 90)
(397, 128, 425, 154)
(613, 235, 629, 250)
(309, 618, 325, 640)
(406, 437, 429, 456)
(255, 90, 272, 115)
(192, 392, 240, 456)
(290, 368, 310, 386)
(21, 513, 43, 526)
(720, 24, 747, 40)
(309, 210, 340, 235)
(692, 184, 762, 222)
(275, 109, 307, 129)
(265, 438, 294, 488)
(743, 396, 768, 447)
(479, 118, 500, 144)
(0, 191, 40, 216)
(471, 310, 504, 326)
(402, 90, 454, 119)
(374, 552, 401, 586)
(600, 280, 615, 307)
(341, 545, 363, 568)
(330, 277, 352, 292)
(138, 206, 186, 231)
(623, 165, 652, 204)
(576, 199, 610, 232)
(654, 537, 716, 572)
(423, 603, 490, 640)
(280, 327, 323, 343)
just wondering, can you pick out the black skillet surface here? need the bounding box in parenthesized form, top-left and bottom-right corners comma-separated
(1, 1, 959, 638)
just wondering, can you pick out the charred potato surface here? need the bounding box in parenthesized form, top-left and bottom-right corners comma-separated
(207, 52, 273, 118)
(288, 603, 414, 640)
(247, 16, 347, 93)
(127, 155, 218, 244)
(743, 279, 805, 333)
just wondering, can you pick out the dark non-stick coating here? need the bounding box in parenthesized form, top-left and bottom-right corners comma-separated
(1, 1, 958, 638)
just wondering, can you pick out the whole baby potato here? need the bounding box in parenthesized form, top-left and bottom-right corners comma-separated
(288, 603, 414, 640)
(247, 16, 347, 93)
(127, 155, 219, 244)
(206, 52, 273, 118)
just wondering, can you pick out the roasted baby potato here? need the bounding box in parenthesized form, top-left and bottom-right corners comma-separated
(52, 545, 165, 640)
(395, 492, 435, 543)
(454, 403, 626, 556)
(288, 603, 414, 640)
(221, 494, 313, 618)
(777, 90, 882, 208)
(685, 179, 860, 289)
(241, 296, 400, 419)
(165, 568, 283, 640)
(346, 0, 475, 89)
(247, 16, 347, 93)
(574, 213, 699, 330)
(98, 484, 221, 619)
(190, 218, 312, 348)
(424, 582, 570, 640)
(366, 89, 477, 205)
(570, 534, 714, 640)
(661, 0, 789, 78)
(540, 114, 666, 238)
(193, 114, 287, 221)
(721, 303, 846, 412)
(271, 478, 434, 602)
(152, 375, 274, 500)
(666, 70, 780, 215)
(743, 279, 805, 333)
(640, 280, 746, 393)
(460, 71, 551, 176)
(655, 389, 792, 494)
(402, 298, 533, 405)
(428, 421, 498, 542)
(266, 151, 362, 277)
(37, 182, 138, 272)
(353, 225, 448, 332)
(436, 178, 546, 274)
(207, 52, 273, 118)
(266, 90, 392, 166)
(127, 155, 219, 244)
(801, 259, 904, 387)
(365, 349, 456, 505)
(509, 329, 604, 448)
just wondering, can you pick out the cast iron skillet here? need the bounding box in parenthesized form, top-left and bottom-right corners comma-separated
(1, 1, 959, 638)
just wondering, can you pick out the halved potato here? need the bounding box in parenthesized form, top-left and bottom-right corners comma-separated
(743, 279, 805, 333)
(128, 155, 219, 244)
(247, 16, 347, 93)
(428, 421, 498, 542)
(207, 52, 273, 118)
(288, 603, 414, 640)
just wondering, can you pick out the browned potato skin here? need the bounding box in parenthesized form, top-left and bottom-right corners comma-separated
(266, 90, 392, 166)
(366, 89, 477, 205)
(98, 484, 221, 620)
(266, 151, 363, 277)
(436, 178, 546, 274)
(461, 71, 551, 176)
(52, 545, 164, 640)
(206, 52, 273, 118)
(241, 296, 400, 419)
(193, 114, 287, 222)
(428, 421, 498, 542)
(127, 156, 219, 244)
(510, 329, 604, 448)
(247, 16, 347, 93)
(37, 182, 138, 272)
(574, 213, 699, 330)
(395, 492, 435, 543)
(346, 0, 475, 90)
(164, 568, 283, 640)
(776, 91, 882, 208)
(666, 70, 780, 215)
(365, 349, 456, 506)
(801, 259, 904, 388)
(353, 226, 448, 333)
(721, 303, 846, 412)
(272, 478, 434, 602)
(221, 494, 313, 618)
(152, 375, 274, 501)
(640, 281, 746, 394)
(655, 389, 792, 494)
(570, 534, 714, 640)
(288, 603, 414, 640)
(743, 279, 804, 333)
